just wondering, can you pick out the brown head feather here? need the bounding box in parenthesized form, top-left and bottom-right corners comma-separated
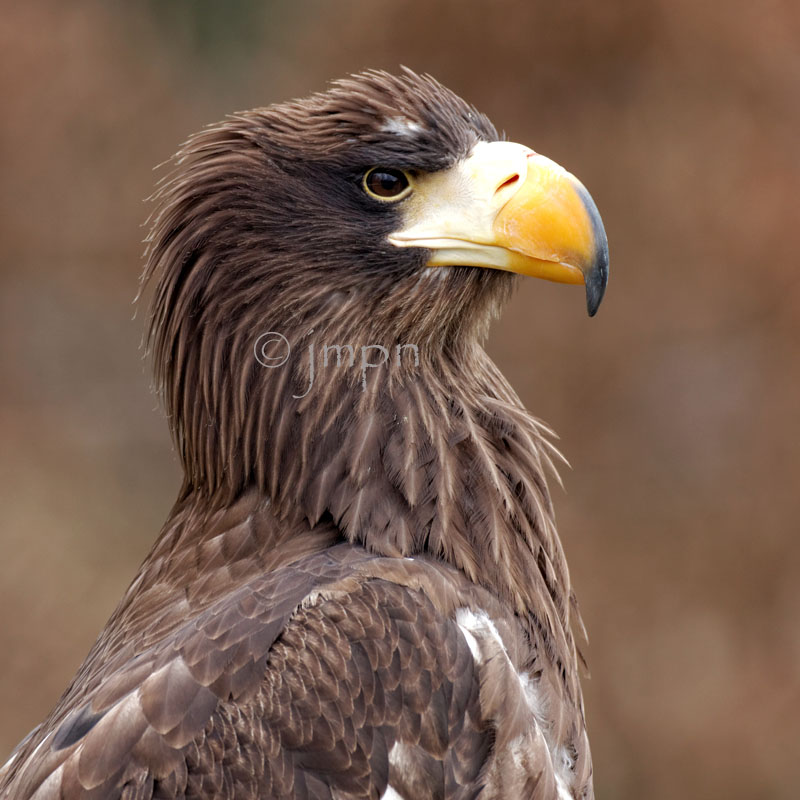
(141, 68, 581, 693)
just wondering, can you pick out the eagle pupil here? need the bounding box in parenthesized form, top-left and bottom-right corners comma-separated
(366, 169, 409, 199)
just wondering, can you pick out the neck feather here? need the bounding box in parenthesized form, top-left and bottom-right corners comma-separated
(161, 316, 577, 669)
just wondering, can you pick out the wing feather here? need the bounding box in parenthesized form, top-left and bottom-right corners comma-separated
(3, 545, 589, 799)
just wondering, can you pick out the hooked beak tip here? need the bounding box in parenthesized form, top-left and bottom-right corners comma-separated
(573, 180, 609, 317)
(585, 247, 608, 317)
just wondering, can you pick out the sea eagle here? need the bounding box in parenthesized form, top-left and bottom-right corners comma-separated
(0, 69, 608, 799)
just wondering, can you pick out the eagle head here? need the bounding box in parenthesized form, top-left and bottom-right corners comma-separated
(143, 69, 608, 514)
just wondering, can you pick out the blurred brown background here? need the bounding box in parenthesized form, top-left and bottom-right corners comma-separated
(1, 1, 798, 797)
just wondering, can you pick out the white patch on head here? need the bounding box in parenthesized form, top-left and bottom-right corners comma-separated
(382, 116, 423, 136)
(405, 267, 448, 294)
(380, 785, 406, 800)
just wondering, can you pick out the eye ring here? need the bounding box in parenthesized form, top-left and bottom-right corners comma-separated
(362, 168, 413, 202)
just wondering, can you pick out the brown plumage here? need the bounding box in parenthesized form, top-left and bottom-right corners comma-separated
(0, 70, 608, 799)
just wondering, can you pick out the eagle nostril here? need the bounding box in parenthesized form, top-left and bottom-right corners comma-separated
(496, 174, 520, 193)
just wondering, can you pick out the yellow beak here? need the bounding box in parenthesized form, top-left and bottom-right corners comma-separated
(388, 141, 609, 315)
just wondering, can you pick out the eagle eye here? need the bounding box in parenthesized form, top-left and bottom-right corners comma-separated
(363, 168, 412, 202)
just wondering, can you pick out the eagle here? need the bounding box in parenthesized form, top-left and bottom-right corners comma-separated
(0, 70, 608, 799)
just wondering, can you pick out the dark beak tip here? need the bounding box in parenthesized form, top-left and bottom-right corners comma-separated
(573, 180, 609, 318)
(584, 242, 609, 317)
